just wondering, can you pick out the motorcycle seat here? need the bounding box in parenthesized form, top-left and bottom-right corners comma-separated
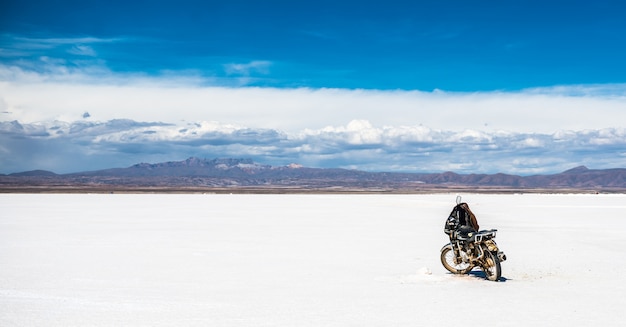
(456, 226, 477, 242)
(456, 230, 476, 242)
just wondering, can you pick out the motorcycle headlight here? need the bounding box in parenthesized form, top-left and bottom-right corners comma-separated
(485, 240, 498, 252)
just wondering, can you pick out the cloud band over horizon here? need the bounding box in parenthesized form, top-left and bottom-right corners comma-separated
(2, 112, 626, 175)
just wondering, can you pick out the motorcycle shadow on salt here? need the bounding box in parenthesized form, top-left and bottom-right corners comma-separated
(465, 268, 510, 282)
(379, 268, 509, 284)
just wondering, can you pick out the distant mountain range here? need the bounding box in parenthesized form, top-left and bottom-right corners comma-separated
(2, 157, 626, 192)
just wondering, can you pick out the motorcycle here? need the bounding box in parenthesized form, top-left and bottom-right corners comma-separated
(440, 196, 507, 281)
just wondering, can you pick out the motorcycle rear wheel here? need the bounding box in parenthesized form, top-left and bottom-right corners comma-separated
(481, 250, 501, 281)
(441, 245, 472, 274)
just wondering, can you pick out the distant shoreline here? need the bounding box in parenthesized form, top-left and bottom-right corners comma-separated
(0, 185, 620, 194)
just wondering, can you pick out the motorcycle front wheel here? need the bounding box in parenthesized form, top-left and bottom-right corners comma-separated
(481, 249, 502, 281)
(440, 245, 472, 274)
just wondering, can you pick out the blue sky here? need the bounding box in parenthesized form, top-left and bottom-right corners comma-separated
(1, 0, 626, 174)
(3, 0, 626, 90)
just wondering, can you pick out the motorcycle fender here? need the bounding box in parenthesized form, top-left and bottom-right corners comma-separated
(440, 243, 453, 253)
